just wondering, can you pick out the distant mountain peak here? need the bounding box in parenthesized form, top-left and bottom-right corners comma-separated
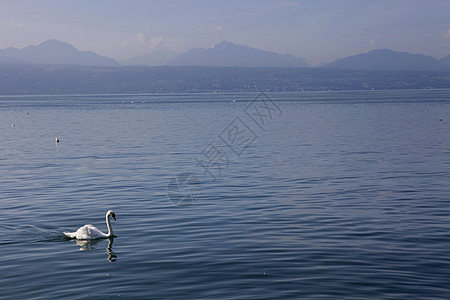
(323, 48, 445, 71)
(0, 39, 119, 66)
(35, 39, 79, 52)
(40, 39, 74, 47)
(212, 41, 235, 48)
(168, 41, 309, 67)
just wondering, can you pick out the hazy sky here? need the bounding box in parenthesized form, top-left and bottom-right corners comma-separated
(1, 0, 449, 65)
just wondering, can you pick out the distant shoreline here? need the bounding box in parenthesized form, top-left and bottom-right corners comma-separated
(1, 65, 450, 95)
(1, 88, 450, 98)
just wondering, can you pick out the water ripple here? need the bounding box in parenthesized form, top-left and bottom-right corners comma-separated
(1, 91, 450, 298)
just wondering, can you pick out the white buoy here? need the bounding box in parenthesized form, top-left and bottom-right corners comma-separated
(55, 137, 60, 143)
(11, 124, 15, 127)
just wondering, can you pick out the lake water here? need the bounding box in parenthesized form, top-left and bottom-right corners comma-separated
(1, 90, 449, 299)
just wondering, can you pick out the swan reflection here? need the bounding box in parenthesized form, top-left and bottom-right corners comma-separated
(73, 237, 117, 262)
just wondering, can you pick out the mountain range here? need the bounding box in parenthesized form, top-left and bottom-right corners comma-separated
(0, 39, 119, 66)
(323, 49, 450, 71)
(166, 41, 309, 67)
(0, 39, 450, 71)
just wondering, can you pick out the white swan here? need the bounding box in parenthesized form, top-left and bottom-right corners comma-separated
(63, 210, 116, 240)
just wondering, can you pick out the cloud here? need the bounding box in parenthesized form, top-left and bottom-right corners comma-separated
(208, 25, 223, 32)
(198, 25, 223, 33)
(137, 33, 150, 44)
(1, 20, 23, 28)
(197, 25, 225, 46)
(120, 40, 133, 47)
(149, 36, 164, 48)
(136, 33, 164, 48)
(442, 29, 450, 39)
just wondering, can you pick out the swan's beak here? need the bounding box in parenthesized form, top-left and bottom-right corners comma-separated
(112, 213, 116, 221)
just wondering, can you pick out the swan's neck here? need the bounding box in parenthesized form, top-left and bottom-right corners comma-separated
(106, 214, 113, 237)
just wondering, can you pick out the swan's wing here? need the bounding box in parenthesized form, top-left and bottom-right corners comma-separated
(63, 231, 77, 238)
(78, 224, 107, 239)
(64, 224, 107, 240)
(86, 224, 107, 239)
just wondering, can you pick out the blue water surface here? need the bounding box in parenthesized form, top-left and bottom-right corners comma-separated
(0, 90, 449, 299)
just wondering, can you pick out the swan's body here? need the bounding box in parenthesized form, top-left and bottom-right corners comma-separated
(64, 210, 116, 240)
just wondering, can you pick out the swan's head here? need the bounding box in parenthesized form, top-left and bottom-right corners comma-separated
(107, 210, 116, 221)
